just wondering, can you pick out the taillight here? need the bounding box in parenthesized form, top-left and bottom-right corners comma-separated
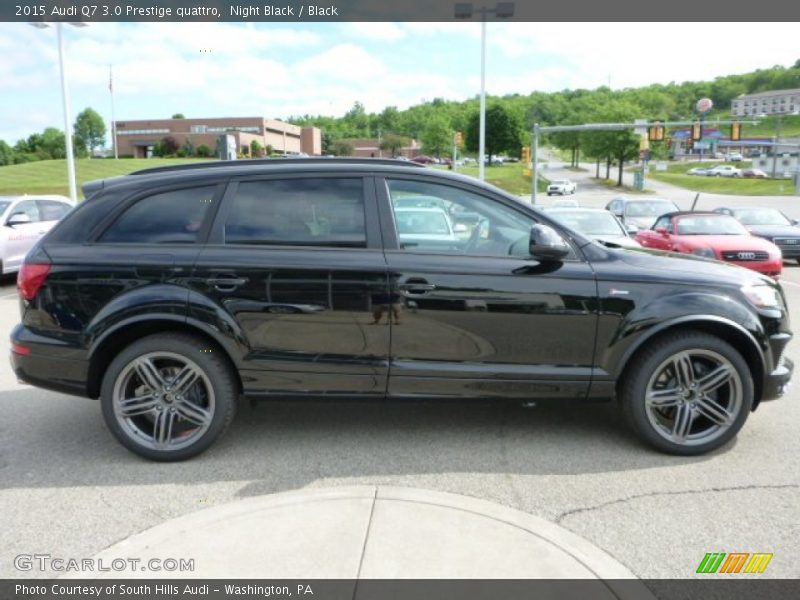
(17, 263, 51, 301)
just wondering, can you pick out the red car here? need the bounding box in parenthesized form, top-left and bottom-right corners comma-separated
(410, 155, 437, 164)
(635, 211, 783, 279)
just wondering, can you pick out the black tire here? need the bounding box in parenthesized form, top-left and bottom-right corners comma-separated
(619, 331, 753, 456)
(796, 259, 800, 266)
(100, 333, 238, 461)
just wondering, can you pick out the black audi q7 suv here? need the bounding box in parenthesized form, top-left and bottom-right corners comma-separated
(10, 159, 793, 461)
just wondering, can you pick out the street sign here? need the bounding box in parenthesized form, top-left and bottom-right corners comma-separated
(694, 141, 710, 150)
(634, 119, 648, 136)
(696, 98, 714, 113)
(656, 161, 668, 172)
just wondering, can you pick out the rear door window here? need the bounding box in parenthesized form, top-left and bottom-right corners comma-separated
(100, 186, 216, 244)
(224, 178, 366, 247)
(36, 200, 73, 222)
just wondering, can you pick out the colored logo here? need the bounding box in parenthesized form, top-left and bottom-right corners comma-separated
(696, 552, 773, 574)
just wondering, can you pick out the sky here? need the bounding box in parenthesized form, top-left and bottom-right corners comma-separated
(0, 21, 798, 145)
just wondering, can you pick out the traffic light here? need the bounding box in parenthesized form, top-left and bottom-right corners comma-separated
(691, 122, 703, 141)
(730, 121, 742, 142)
(521, 145, 530, 163)
(648, 121, 665, 141)
(454, 131, 463, 146)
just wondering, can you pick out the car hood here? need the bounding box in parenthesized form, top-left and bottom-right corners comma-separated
(616, 247, 774, 287)
(673, 234, 779, 252)
(590, 234, 640, 248)
(625, 216, 658, 230)
(746, 225, 800, 239)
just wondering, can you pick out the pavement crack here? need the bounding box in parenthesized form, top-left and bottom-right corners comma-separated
(353, 486, 378, 587)
(555, 483, 800, 525)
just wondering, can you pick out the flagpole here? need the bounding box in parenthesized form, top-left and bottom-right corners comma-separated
(110, 64, 118, 159)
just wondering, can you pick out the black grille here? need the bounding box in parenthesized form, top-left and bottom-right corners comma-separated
(721, 250, 769, 262)
(773, 238, 800, 246)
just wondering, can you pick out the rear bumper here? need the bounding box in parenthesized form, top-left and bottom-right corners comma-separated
(10, 324, 89, 397)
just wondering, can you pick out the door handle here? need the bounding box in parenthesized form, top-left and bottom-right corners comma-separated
(399, 279, 436, 294)
(206, 277, 248, 291)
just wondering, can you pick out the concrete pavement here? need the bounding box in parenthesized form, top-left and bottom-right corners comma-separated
(65, 486, 649, 592)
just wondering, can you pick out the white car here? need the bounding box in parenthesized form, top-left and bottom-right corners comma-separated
(706, 165, 741, 177)
(0, 195, 74, 275)
(547, 180, 577, 195)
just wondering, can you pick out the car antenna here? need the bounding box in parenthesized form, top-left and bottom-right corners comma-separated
(690, 192, 700, 212)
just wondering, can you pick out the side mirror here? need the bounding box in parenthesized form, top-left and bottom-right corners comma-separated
(625, 224, 639, 235)
(529, 224, 570, 261)
(655, 227, 669, 237)
(6, 213, 31, 227)
(792, 219, 800, 227)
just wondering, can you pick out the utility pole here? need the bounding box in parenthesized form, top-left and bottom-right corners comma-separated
(531, 123, 539, 206)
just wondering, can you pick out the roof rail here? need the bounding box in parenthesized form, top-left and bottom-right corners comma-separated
(129, 157, 426, 176)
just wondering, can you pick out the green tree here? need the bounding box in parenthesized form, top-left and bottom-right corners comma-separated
(465, 104, 522, 164)
(331, 139, 355, 156)
(250, 139, 265, 157)
(0, 140, 14, 166)
(40, 128, 67, 159)
(379, 134, 409, 157)
(172, 113, 186, 119)
(196, 144, 212, 157)
(74, 108, 107, 157)
(421, 117, 452, 158)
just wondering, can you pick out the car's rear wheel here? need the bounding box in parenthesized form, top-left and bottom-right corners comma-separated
(620, 331, 752, 455)
(101, 333, 238, 461)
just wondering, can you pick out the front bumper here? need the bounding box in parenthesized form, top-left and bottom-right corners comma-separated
(762, 356, 793, 402)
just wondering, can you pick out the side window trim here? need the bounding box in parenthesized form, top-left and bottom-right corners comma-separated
(209, 174, 382, 250)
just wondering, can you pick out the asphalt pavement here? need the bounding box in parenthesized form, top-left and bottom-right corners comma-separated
(1, 170, 799, 581)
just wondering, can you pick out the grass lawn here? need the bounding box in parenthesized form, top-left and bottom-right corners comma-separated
(594, 178, 654, 194)
(0, 158, 210, 198)
(646, 161, 797, 196)
(439, 163, 548, 195)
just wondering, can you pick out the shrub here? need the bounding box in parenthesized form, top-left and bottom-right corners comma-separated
(196, 144, 212, 157)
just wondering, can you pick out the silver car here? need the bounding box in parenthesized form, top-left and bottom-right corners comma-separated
(0, 195, 74, 275)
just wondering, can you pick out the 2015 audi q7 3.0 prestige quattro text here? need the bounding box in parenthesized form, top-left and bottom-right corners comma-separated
(10, 159, 793, 460)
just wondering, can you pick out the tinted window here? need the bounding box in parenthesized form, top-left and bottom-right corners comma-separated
(653, 216, 673, 232)
(100, 186, 215, 243)
(37, 200, 72, 221)
(225, 178, 366, 247)
(9, 200, 41, 223)
(387, 179, 536, 257)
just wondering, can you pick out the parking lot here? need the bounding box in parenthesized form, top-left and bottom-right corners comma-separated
(1, 168, 799, 580)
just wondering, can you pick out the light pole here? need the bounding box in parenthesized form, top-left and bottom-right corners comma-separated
(30, 21, 87, 204)
(455, 2, 515, 181)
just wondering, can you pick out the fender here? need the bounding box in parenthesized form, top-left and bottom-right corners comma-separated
(86, 283, 191, 357)
(599, 290, 767, 380)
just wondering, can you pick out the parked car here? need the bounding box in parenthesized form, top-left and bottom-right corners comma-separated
(547, 180, 577, 196)
(410, 155, 437, 164)
(0, 195, 73, 275)
(740, 169, 768, 179)
(714, 206, 800, 263)
(11, 158, 792, 460)
(726, 152, 744, 162)
(546, 207, 640, 249)
(605, 197, 680, 231)
(687, 167, 711, 176)
(394, 207, 458, 245)
(706, 165, 742, 177)
(635, 211, 783, 278)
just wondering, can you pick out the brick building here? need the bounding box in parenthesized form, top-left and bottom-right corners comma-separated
(114, 116, 322, 158)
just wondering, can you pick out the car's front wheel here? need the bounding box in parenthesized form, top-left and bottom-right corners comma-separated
(101, 333, 238, 461)
(620, 331, 752, 455)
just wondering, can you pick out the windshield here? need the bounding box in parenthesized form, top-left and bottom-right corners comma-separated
(625, 200, 678, 218)
(733, 208, 791, 226)
(676, 215, 748, 235)
(550, 211, 624, 236)
(0, 201, 11, 215)
(396, 210, 452, 235)
(551, 180, 568, 185)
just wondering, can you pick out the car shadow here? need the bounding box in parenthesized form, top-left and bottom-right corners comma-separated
(0, 388, 722, 495)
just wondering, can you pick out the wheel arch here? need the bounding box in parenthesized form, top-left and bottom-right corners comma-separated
(86, 318, 243, 399)
(615, 316, 766, 407)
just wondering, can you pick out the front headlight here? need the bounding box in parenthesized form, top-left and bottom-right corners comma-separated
(692, 247, 716, 259)
(741, 284, 781, 309)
